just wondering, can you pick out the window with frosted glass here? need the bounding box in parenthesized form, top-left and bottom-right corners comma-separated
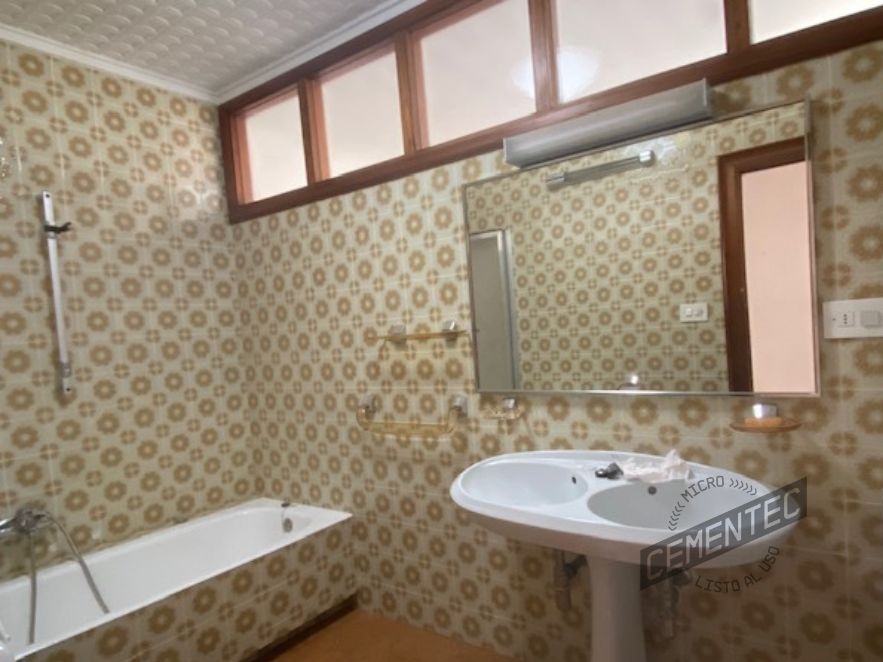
(321, 48, 404, 177)
(553, 0, 727, 103)
(749, 0, 882, 42)
(243, 91, 308, 201)
(419, 0, 535, 145)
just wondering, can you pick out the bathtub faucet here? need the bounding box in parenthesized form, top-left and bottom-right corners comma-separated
(0, 505, 110, 645)
(0, 506, 53, 539)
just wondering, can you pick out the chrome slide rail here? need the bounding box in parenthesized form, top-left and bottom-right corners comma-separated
(38, 191, 74, 396)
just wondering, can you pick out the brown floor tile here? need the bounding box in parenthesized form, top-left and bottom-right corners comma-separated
(270, 610, 512, 662)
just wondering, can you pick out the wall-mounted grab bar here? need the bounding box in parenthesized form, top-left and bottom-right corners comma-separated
(357, 394, 468, 438)
(39, 191, 73, 396)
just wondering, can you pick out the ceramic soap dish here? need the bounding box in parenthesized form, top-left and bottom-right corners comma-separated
(729, 403, 801, 434)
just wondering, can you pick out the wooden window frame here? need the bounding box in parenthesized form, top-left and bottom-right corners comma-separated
(220, 0, 883, 224)
(317, 41, 404, 178)
(717, 137, 807, 392)
(412, 0, 540, 147)
(234, 86, 315, 202)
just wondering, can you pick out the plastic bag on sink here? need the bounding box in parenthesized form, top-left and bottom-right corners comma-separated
(621, 449, 692, 483)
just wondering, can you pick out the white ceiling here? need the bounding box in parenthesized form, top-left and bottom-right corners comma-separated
(0, 0, 423, 102)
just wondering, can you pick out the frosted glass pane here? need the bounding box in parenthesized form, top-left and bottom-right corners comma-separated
(750, 0, 882, 42)
(322, 50, 404, 176)
(244, 92, 307, 201)
(554, 0, 726, 102)
(421, 0, 535, 145)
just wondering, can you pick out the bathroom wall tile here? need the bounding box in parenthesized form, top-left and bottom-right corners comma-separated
(25, 608, 146, 662)
(765, 58, 833, 105)
(829, 92, 883, 158)
(0, 37, 250, 581)
(0, 452, 57, 514)
(830, 42, 883, 100)
(721, 588, 790, 648)
(850, 601, 883, 661)
(786, 596, 853, 660)
(845, 500, 883, 560)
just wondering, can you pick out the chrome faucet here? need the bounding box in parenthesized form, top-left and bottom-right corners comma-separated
(595, 462, 623, 479)
(0, 507, 53, 538)
(0, 506, 109, 645)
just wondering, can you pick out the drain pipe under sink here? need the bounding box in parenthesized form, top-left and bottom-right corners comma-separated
(553, 551, 587, 610)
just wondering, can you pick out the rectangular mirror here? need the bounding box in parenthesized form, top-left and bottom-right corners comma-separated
(464, 101, 818, 396)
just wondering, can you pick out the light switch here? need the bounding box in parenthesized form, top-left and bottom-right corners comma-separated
(860, 310, 882, 328)
(679, 302, 709, 323)
(823, 298, 883, 339)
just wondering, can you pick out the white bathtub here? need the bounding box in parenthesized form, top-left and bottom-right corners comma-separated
(0, 498, 350, 659)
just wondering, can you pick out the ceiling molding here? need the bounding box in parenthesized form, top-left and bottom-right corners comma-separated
(214, 0, 425, 103)
(0, 22, 216, 102)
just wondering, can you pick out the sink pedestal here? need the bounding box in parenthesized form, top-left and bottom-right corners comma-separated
(588, 557, 646, 662)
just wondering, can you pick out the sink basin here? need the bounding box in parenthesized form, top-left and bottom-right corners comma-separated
(587, 479, 759, 530)
(587, 482, 688, 528)
(451, 450, 800, 662)
(458, 460, 588, 507)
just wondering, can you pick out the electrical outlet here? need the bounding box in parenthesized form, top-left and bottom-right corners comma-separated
(679, 302, 708, 323)
(835, 311, 856, 328)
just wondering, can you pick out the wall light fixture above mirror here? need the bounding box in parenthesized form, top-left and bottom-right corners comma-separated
(464, 100, 818, 397)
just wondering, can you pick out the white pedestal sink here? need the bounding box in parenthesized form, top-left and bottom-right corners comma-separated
(450, 451, 798, 662)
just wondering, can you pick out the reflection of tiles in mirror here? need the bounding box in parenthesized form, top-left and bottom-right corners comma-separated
(465, 103, 807, 393)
